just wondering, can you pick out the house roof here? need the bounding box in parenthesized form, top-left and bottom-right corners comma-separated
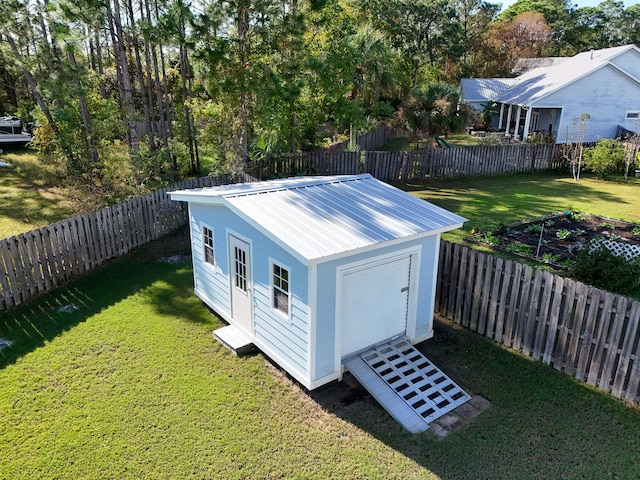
(170, 174, 466, 263)
(511, 57, 568, 76)
(460, 78, 518, 104)
(496, 44, 640, 106)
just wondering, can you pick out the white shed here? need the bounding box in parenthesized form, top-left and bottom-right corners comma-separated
(169, 174, 466, 391)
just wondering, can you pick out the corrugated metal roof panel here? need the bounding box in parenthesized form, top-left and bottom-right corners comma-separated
(170, 174, 466, 262)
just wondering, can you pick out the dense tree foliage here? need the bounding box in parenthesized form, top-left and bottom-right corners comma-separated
(1, 0, 638, 204)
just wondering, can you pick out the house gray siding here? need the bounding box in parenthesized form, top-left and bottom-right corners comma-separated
(539, 65, 640, 143)
(612, 50, 640, 80)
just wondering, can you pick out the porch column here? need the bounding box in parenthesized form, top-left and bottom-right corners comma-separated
(514, 105, 522, 141)
(505, 105, 513, 135)
(498, 104, 505, 130)
(522, 107, 533, 142)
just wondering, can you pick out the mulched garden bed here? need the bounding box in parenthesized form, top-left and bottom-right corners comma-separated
(466, 212, 640, 268)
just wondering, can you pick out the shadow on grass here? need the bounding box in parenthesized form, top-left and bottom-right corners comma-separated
(0, 228, 199, 369)
(0, 150, 72, 234)
(309, 318, 640, 479)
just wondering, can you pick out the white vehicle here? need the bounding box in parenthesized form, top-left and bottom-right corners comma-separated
(0, 116, 32, 146)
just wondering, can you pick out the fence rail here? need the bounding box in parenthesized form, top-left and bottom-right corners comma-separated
(249, 143, 564, 181)
(435, 240, 640, 405)
(0, 175, 247, 312)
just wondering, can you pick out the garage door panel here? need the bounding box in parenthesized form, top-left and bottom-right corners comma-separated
(341, 255, 411, 356)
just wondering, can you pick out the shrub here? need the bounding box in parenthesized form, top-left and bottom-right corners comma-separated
(583, 139, 625, 178)
(570, 243, 640, 299)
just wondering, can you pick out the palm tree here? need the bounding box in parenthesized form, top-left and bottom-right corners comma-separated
(348, 23, 398, 108)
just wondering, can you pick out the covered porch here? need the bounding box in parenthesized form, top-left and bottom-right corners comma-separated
(496, 104, 562, 142)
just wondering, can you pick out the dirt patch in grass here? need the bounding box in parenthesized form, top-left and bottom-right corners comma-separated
(467, 212, 640, 267)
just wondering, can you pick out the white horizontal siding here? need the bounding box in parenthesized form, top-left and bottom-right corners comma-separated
(612, 49, 640, 80)
(540, 66, 640, 142)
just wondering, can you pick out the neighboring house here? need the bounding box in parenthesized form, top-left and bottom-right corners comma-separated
(169, 174, 465, 390)
(460, 44, 640, 143)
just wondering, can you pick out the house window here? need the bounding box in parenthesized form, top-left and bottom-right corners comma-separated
(530, 110, 539, 131)
(234, 246, 248, 291)
(203, 226, 214, 265)
(626, 111, 640, 119)
(272, 262, 290, 317)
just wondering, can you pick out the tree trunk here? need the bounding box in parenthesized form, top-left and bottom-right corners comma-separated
(237, 0, 249, 165)
(3, 34, 80, 166)
(5, 35, 56, 131)
(67, 48, 100, 168)
(0, 65, 18, 109)
(108, 0, 139, 150)
(126, 0, 154, 150)
(179, 40, 198, 174)
(92, 26, 108, 99)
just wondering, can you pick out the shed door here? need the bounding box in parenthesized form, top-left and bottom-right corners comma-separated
(341, 254, 412, 357)
(229, 234, 252, 333)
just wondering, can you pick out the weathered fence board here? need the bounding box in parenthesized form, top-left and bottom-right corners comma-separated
(251, 143, 563, 181)
(436, 240, 640, 405)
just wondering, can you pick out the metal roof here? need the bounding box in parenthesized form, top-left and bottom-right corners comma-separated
(460, 78, 518, 103)
(511, 57, 568, 76)
(496, 44, 640, 106)
(170, 174, 466, 263)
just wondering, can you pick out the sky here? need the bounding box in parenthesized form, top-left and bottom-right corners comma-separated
(498, 0, 634, 11)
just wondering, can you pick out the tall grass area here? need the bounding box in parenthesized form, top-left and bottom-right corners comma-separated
(1, 229, 640, 478)
(0, 149, 72, 238)
(403, 172, 640, 243)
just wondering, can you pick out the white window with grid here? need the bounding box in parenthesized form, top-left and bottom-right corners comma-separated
(203, 225, 214, 266)
(270, 260, 290, 319)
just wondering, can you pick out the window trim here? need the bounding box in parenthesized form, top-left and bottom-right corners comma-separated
(269, 258, 291, 321)
(202, 224, 215, 267)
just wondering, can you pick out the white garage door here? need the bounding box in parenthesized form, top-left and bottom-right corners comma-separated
(341, 254, 412, 357)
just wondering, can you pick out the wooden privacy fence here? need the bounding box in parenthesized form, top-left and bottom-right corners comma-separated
(247, 151, 362, 179)
(365, 143, 562, 181)
(435, 240, 640, 405)
(0, 175, 248, 313)
(249, 143, 564, 181)
(324, 125, 402, 152)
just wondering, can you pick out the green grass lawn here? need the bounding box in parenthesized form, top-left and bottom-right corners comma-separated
(2, 228, 640, 479)
(401, 171, 640, 243)
(0, 149, 73, 238)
